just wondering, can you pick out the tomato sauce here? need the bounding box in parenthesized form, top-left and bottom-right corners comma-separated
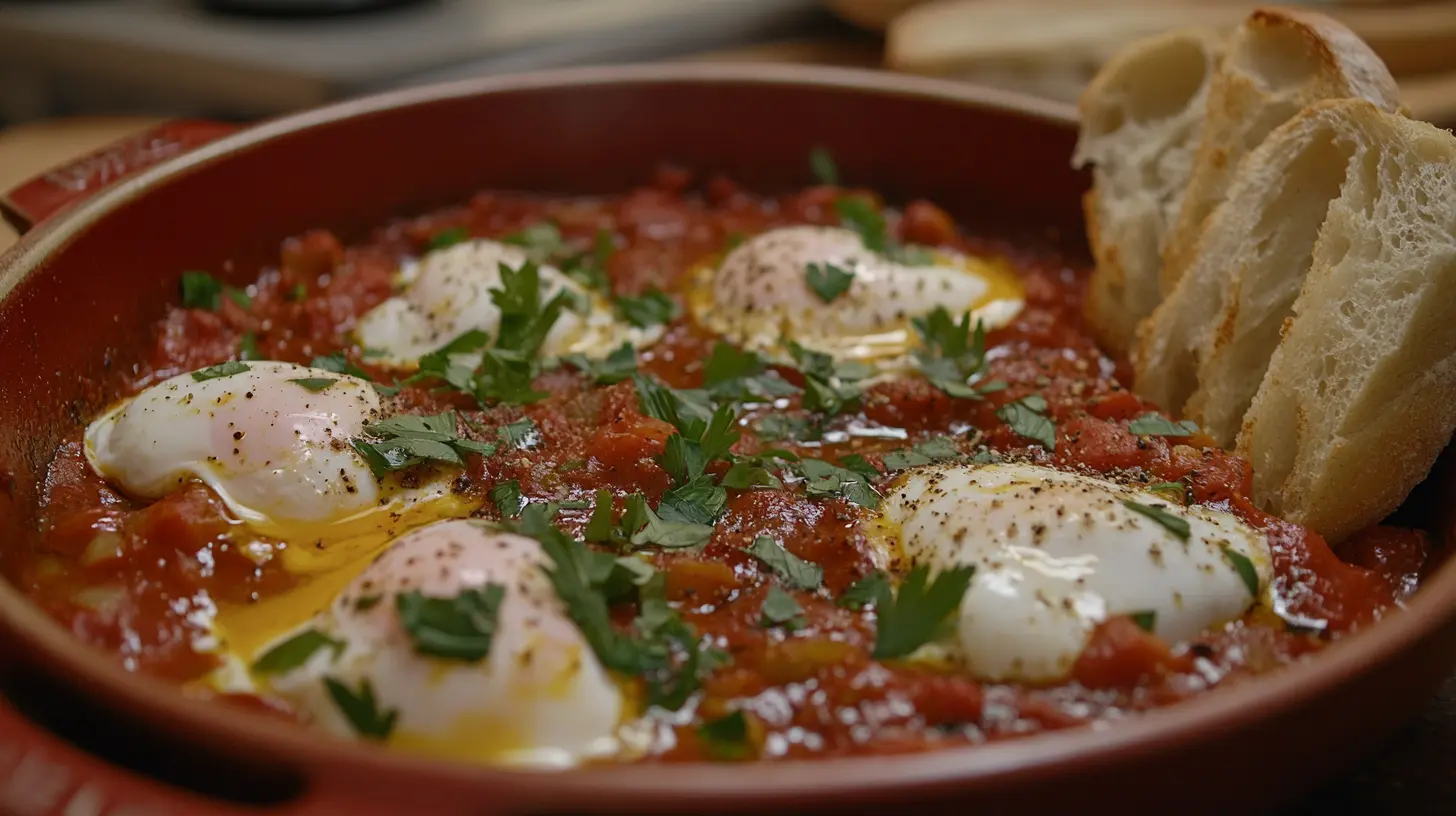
(9, 166, 1433, 761)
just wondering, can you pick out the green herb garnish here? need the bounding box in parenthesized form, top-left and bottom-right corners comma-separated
(489, 479, 524, 518)
(395, 586, 505, 662)
(872, 563, 976, 660)
(805, 262, 855, 303)
(288, 377, 336, 393)
(251, 629, 344, 675)
(1122, 499, 1191, 541)
(615, 287, 679, 328)
(800, 458, 880, 509)
(502, 221, 565, 261)
(838, 570, 892, 610)
(1221, 545, 1261, 597)
(1127, 413, 1200, 437)
(349, 411, 496, 477)
(558, 342, 638, 385)
(192, 361, 250, 382)
(1129, 610, 1158, 633)
(703, 343, 798, 402)
(759, 585, 805, 631)
(809, 146, 840, 185)
(996, 394, 1057, 450)
(238, 332, 261, 361)
(426, 226, 470, 251)
(744, 535, 823, 590)
(323, 677, 397, 740)
(697, 711, 753, 760)
(881, 436, 964, 471)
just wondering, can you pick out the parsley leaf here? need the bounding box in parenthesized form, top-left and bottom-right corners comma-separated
(1221, 545, 1261, 597)
(310, 352, 373, 381)
(759, 585, 805, 631)
(805, 262, 855, 303)
(659, 475, 728, 525)
(755, 414, 816, 443)
(1129, 610, 1158, 633)
(395, 586, 505, 662)
(1146, 481, 1188, 503)
(800, 458, 880, 509)
(192, 361, 249, 382)
(626, 494, 714, 550)
(426, 226, 469, 251)
(560, 228, 615, 291)
(180, 271, 223, 310)
(834, 196, 887, 253)
(496, 416, 539, 449)
(873, 563, 976, 660)
(809, 146, 840, 185)
(491, 261, 573, 358)
(238, 332, 261, 361)
(559, 342, 637, 385)
(789, 343, 867, 416)
(838, 571, 892, 610)
(911, 307, 1001, 398)
(744, 535, 822, 590)
(288, 377, 336, 393)
(226, 288, 252, 310)
(473, 348, 548, 405)
(502, 221, 565, 262)
(881, 436, 964, 472)
(489, 479, 524, 518)
(350, 411, 495, 477)
(1127, 413, 1200, 437)
(697, 711, 753, 760)
(1122, 499, 1191, 541)
(615, 287, 679, 328)
(323, 677, 397, 740)
(996, 395, 1057, 450)
(634, 374, 715, 435)
(703, 343, 798, 402)
(251, 629, 345, 675)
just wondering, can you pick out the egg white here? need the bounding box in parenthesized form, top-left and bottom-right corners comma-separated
(691, 226, 1024, 365)
(84, 361, 474, 575)
(258, 519, 624, 767)
(878, 462, 1271, 682)
(356, 239, 661, 367)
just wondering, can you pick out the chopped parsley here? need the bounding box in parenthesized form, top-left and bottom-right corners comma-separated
(834, 196, 887, 254)
(759, 585, 805, 631)
(395, 586, 505, 662)
(658, 475, 728, 526)
(191, 361, 249, 382)
(872, 563, 976, 660)
(881, 436, 965, 471)
(1129, 610, 1158, 633)
(288, 282, 308, 301)
(489, 479, 525, 518)
(626, 493, 714, 550)
(560, 228, 616, 291)
(1121, 499, 1190, 541)
(502, 221, 565, 262)
(1221, 545, 1261, 597)
(1127, 412, 1199, 437)
(180, 271, 223, 309)
(800, 458, 880, 509)
(349, 411, 495, 477)
(288, 377, 336, 393)
(809, 146, 840, 185)
(251, 629, 344, 675)
(310, 352, 373, 381)
(744, 535, 822, 590)
(720, 450, 795, 490)
(789, 342, 870, 416)
(696, 711, 753, 760)
(911, 307, 1004, 399)
(838, 570, 892, 610)
(226, 288, 252, 310)
(996, 394, 1057, 450)
(615, 287, 679, 328)
(755, 414, 817, 443)
(1146, 481, 1188, 503)
(426, 226, 470, 251)
(805, 262, 855, 303)
(558, 342, 637, 385)
(323, 677, 397, 740)
(233, 332, 258, 362)
(703, 343, 798, 402)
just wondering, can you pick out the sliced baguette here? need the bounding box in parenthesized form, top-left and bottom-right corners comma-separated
(1073, 27, 1224, 354)
(1159, 8, 1403, 297)
(1236, 102, 1456, 543)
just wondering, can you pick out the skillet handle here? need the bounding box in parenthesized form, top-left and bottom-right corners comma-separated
(0, 119, 240, 235)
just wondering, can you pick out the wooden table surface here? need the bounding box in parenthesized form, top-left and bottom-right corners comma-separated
(2, 52, 1455, 815)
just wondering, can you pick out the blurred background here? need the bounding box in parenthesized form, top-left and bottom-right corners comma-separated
(2, 0, 1454, 125)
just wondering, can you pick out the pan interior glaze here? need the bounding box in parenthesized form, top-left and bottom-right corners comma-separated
(0, 65, 1453, 815)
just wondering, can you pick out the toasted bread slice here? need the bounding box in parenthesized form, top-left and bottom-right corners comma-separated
(1236, 102, 1456, 543)
(1073, 28, 1224, 354)
(1158, 8, 1403, 297)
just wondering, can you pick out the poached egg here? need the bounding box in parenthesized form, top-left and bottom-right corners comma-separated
(692, 226, 1023, 364)
(879, 462, 1271, 682)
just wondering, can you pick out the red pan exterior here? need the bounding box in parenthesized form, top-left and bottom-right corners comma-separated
(0, 64, 1453, 816)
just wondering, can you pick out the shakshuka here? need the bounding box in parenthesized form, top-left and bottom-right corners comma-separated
(7, 156, 1431, 766)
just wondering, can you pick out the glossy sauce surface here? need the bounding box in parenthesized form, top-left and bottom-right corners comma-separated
(9, 167, 1432, 761)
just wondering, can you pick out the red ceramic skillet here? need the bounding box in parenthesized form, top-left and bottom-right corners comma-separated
(0, 64, 1454, 816)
